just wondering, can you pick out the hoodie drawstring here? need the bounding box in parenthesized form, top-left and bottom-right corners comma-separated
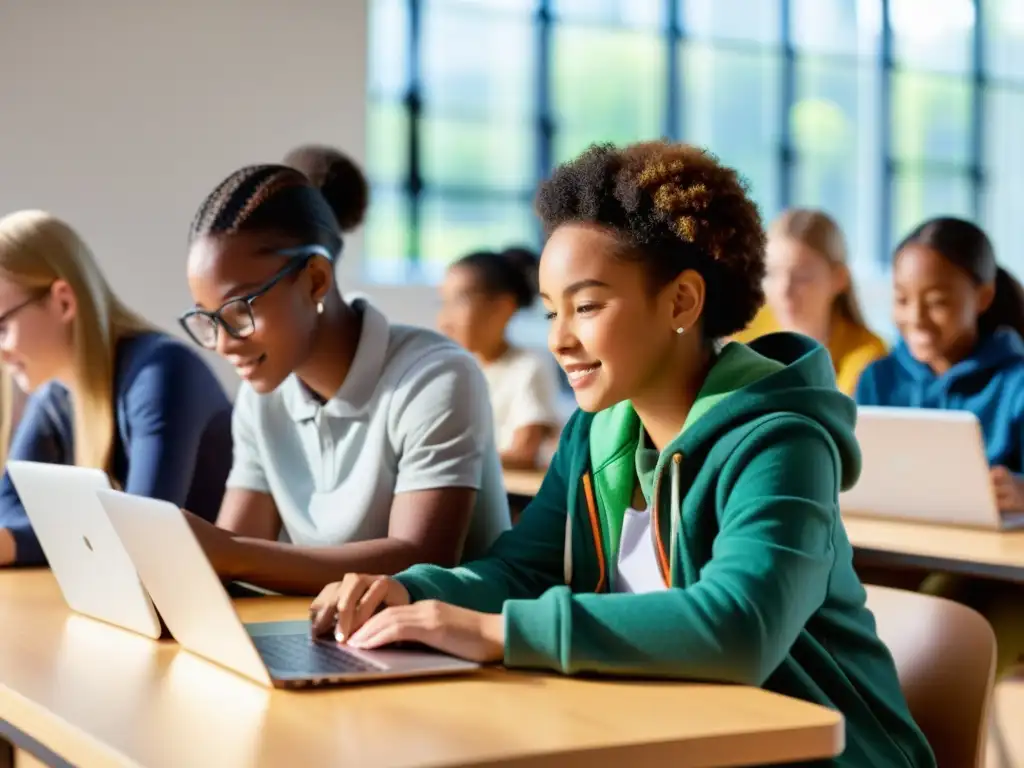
(669, 453, 682, 586)
(563, 504, 573, 585)
(651, 453, 683, 587)
(564, 461, 680, 591)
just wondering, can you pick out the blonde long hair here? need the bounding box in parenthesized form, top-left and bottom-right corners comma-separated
(0, 211, 154, 471)
(768, 208, 868, 328)
(0, 366, 14, 466)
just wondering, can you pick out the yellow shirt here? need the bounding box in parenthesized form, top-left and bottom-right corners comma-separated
(731, 306, 887, 396)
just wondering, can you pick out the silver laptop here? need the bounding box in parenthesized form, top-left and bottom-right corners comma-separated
(840, 406, 1024, 530)
(95, 488, 481, 688)
(5, 461, 163, 638)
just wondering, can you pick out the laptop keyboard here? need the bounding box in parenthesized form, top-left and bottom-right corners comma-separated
(251, 632, 382, 675)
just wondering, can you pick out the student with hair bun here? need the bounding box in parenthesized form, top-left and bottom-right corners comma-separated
(438, 246, 560, 469)
(177, 147, 510, 595)
(282, 144, 369, 232)
(310, 141, 934, 768)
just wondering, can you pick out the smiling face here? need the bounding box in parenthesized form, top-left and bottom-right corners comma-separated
(763, 236, 844, 337)
(185, 232, 329, 393)
(539, 222, 703, 412)
(892, 243, 993, 370)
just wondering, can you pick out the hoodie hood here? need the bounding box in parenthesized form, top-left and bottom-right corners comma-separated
(683, 332, 860, 491)
(892, 328, 1024, 385)
(590, 331, 861, 497)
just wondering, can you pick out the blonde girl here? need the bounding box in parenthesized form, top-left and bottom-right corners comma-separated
(0, 210, 232, 566)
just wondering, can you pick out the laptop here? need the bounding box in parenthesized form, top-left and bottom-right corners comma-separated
(5, 461, 163, 638)
(95, 488, 481, 688)
(840, 406, 1024, 530)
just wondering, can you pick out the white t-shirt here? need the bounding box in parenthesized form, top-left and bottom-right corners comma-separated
(480, 346, 560, 453)
(226, 297, 511, 561)
(614, 505, 666, 594)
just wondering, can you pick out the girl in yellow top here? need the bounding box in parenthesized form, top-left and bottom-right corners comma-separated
(733, 209, 886, 395)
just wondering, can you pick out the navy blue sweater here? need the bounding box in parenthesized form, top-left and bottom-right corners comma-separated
(0, 332, 233, 565)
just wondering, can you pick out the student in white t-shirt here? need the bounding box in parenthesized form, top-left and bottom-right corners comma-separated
(438, 247, 560, 469)
(175, 146, 510, 595)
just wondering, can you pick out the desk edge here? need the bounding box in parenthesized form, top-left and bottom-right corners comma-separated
(0, 683, 132, 768)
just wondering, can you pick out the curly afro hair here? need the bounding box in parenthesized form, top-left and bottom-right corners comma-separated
(534, 141, 766, 339)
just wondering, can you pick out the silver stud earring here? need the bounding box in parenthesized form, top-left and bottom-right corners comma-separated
(316, 301, 324, 315)
(676, 327, 685, 335)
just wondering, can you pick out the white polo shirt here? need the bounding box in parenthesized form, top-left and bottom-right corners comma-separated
(226, 297, 510, 561)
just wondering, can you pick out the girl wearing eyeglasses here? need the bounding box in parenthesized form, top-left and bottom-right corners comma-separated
(307, 142, 935, 767)
(178, 147, 510, 595)
(0, 210, 232, 567)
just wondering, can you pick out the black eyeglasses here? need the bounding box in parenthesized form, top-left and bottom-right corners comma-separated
(0, 289, 50, 339)
(179, 245, 331, 350)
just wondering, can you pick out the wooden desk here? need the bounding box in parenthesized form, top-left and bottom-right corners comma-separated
(503, 469, 545, 499)
(843, 516, 1024, 584)
(0, 570, 844, 767)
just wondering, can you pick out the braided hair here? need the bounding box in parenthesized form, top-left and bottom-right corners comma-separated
(189, 153, 367, 260)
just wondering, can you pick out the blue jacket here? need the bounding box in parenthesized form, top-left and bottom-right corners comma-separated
(856, 329, 1024, 472)
(0, 332, 233, 565)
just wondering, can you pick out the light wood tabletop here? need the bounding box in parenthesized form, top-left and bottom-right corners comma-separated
(502, 469, 546, 498)
(843, 515, 1024, 583)
(0, 570, 845, 768)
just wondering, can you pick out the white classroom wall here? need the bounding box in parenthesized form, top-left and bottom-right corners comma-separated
(0, 0, 441, 396)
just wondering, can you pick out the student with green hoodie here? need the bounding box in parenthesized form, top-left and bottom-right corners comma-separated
(310, 141, 935, 767)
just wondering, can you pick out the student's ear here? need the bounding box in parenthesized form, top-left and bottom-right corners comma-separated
(976, 281, 996, 314)
(668, 270, 706, 335)
(306, 256, 335, 308)
(49, 279, 77, 324)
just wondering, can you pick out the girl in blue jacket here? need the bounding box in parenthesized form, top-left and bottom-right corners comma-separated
(856, 216, 1024, 675)
(857, 217, 1024, 511)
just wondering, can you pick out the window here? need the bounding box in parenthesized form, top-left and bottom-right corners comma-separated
(680, 45, 782, 217)
(552, 3, 665, 164)
(790, 59, 881, 270)
(983, 0, 1024, 277)
(983, 87, 1024, 278)
(366, 0, 1024, 336)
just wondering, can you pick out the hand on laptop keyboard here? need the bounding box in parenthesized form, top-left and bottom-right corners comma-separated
(309, 574, 411, 641)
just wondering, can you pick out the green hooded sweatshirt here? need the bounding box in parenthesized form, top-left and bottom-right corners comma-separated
(395, 333, 936, 768)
